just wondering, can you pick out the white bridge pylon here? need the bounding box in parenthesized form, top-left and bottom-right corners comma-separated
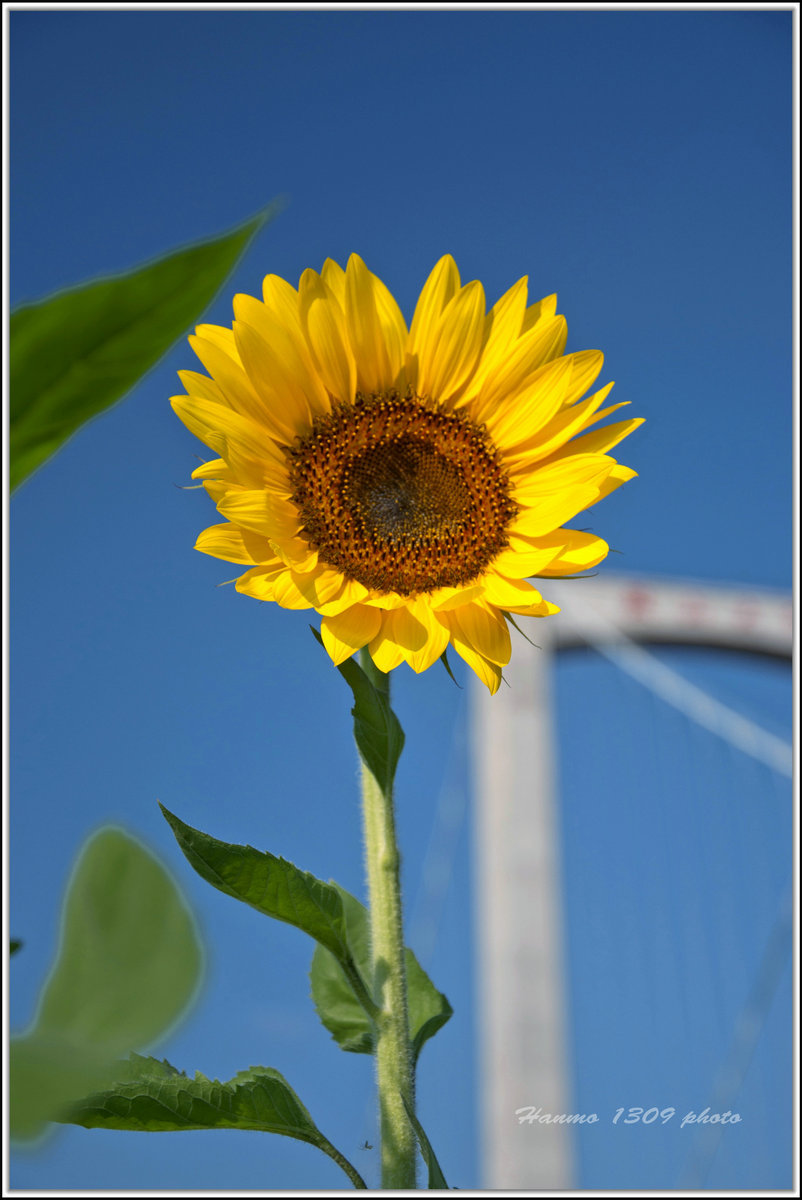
(471, 574, 793, 1190)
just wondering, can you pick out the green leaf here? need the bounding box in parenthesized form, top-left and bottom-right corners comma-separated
(10, 1034, 123, 1143)
(37, 828, 203, 1050)
(309, 885, 452, 1062)
(310, 888, 376, 1055)
(401, 1095, 450, 1189)
(160, 805, 377, 1017)
(61, 1053, 367, 1189)
(11, 828, 204, 1141)
(10, 204, 278, 490)
(311, 628, 405, 794)
(10, 938, 23, 956)
(407, 949, 454, 1064)
(63, 1053, 322, 1136)
(310, 947, 376, 1055)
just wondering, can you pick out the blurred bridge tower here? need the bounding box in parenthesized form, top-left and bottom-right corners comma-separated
(472, 574, 793, 1189)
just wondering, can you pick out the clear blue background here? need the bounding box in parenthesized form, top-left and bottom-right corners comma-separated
(9, 9, 793, 1191)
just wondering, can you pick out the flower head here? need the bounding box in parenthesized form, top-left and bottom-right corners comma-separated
(172, 255, 641, 692)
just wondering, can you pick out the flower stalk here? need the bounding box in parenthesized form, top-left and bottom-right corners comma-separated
(359, 649, 417, 1190)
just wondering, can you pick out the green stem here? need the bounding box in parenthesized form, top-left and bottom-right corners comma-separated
(358, 649, 417, 1190)
(317, 1135, 369, 1189)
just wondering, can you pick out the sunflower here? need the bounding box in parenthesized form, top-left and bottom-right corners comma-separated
(172, 255, 641, 693)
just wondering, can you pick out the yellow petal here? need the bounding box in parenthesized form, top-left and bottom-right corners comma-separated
(171, 395, 292, 492)
(362, 591, 412, 611)
(502, 597, 560, 617)
(316, 577, 371, 615)
(387, 605, 429, 654)
(320, 604, 383, 665)
(320, 258, 347, 306)
(417, 280, 486, 404)
(546, 416, 644, 460)
(464, 276, 528, 399)
(217, 489, 303, 540)
(235, 564, 287, 600)
(428, 583, 487, 611)
(440, 613, 503, 694)
(260, 274, 304, 335)
(481, 573, 545, 610)
(521, 292, 558, 333)
(536, 530, 610, 576)
(481, 355, 573, 447)
(345, 254, 406, 393)
(203, 478, 245, 505)
(450, 602, 511, 666)
(406, 254, 461, 388)
(194, 523, 275, 565)
(191, 457, 236, 481)
(298, 269, 356, 403)
(233, 319, 316, 442)
(404, 600, 451, 673)
(510, 484, 603, 537)
(268, 534, 319, 573)
(513, 452, 616, 502)
(368, 612, 407, 671)
(234, 292, 331, 419)
(375, 600, 449, 674)
(188, 333, 267, 427)
(554, 350, 606, 411)
(194, 322, 242, 362)
(272, 565, 345, 610)
(585, 464, 638, 507)
(177, 369, 226, 406)
(506, 384, 617, 467)
(490, 538, 566, 578)
(473, 314, 568, 422)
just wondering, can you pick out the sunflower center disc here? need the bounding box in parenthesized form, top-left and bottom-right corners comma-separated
(346, 442, 469, 540)
(287, 391, 517, 595)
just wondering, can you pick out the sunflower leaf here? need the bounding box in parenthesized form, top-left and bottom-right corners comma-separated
(309, 884, 452, 1061)
(10, 938, 23, 956)
(10, 203, 279, 490)
(160, 806, 377, 1018)
(310, 946, 376, 1055)
(58, 1052, 367, 1188)
(311, 628, 405, 794)
(401, 1095, 450, 1189)
(10, 829, 203, 1142)
(407, 950, 454, 1064)
(310, 888, 375, 1055)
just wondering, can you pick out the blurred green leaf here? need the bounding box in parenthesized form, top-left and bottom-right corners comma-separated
(310, 884, 451, 1062)
(10, 1035, 121, 1143)
(61, 1052, 367, 1188)
(10, 204, 278, 490)
(10, 938, 23, 956)
(402, 1095, 450, 1189)
(11, 828, 204, 1141)
(37, 828, 203, 1049)
(311, 628, 405, 794)
(160, 805, 377, 1017)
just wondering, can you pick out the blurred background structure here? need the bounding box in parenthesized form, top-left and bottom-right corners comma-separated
(9, 8, 793, 1191)
(473, 575, 793, 1188)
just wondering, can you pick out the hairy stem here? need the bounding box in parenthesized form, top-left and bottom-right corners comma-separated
(359, 649, 416, 1190)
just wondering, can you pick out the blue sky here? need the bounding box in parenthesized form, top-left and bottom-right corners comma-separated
(9, 8, 793, 1191)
